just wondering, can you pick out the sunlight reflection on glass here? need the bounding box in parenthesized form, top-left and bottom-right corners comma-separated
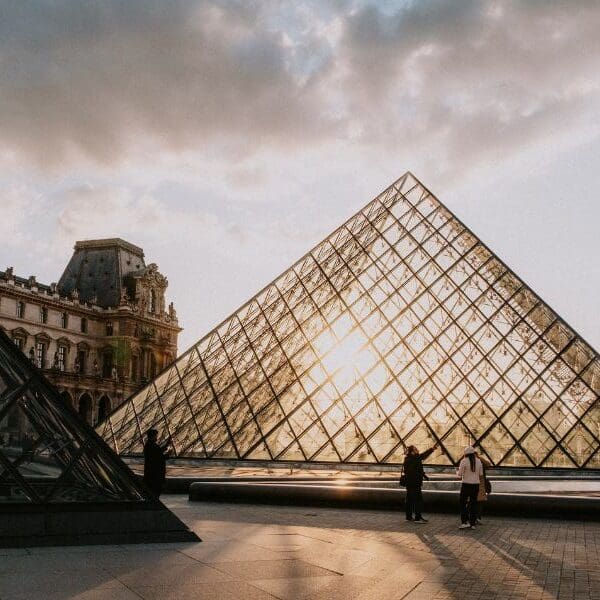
(100, 173, 600, 470)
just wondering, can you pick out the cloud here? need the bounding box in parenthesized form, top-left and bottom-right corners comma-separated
(336, 1, 600, 174)
(51, 182, 322, 265)
(0, 1, 339, 168)
(2, 1, 599, 353)
(0, 184, 43, 246)
(0, 184, 58, 280)
(45, 180, 335, 350)
(226, 165, 268, 189)
(0, 0, 599, 178)
(55, 184, 222, 248)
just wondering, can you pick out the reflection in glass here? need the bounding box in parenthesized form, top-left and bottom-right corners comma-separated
(0, 329, 150, 504)
(99, 172, 600, 469)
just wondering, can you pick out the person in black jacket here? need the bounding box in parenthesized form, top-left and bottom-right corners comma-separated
(143, 429, 172, 499)
(403, 442, 438, 523)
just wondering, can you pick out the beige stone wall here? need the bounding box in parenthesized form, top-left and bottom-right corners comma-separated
(0, 268, 180, 425)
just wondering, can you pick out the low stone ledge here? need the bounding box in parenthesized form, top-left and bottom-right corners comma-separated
(189, 481, 600, 521)
(164, 474, 600, 494)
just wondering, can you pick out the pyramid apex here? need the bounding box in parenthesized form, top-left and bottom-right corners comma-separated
(99, 173, 600, 471)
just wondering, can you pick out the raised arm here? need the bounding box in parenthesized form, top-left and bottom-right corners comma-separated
(419, 443, 438, 460)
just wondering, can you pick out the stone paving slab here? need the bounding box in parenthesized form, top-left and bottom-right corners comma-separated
(132, 580, 276, 600)
(1, 495, 599, 599)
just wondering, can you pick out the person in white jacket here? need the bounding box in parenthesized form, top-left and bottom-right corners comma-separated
(456, 446, 483, 529)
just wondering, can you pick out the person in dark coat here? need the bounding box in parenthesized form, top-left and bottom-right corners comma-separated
(143, 429, 171, 498)
(403, 442, 438, 523)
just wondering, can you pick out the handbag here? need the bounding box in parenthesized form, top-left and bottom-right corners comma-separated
(483, 464, 492, 494)
(399, 463, 407, 487)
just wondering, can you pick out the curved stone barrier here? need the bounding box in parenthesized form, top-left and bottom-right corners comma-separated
(168, 474, 600, 494)
(189, 481, 600, 521)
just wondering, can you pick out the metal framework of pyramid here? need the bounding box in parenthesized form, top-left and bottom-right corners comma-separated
(0, 327, 198, 546)
(0, 330, 154, 503)
(99, 173, 600, 469)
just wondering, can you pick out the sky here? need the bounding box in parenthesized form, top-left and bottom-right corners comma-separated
(1, 0, 599, 354)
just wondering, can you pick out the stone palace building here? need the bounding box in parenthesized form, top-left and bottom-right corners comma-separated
(0, 238, 181, 425)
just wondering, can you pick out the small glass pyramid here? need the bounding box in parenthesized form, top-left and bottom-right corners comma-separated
(0, 328, 152, 503)
(99, 172, 600, 469)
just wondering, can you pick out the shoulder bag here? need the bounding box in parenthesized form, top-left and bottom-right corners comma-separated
(483, 464, 492, 494)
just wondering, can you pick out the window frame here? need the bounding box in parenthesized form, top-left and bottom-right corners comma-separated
(35, 341, 46, 369)
(57, 346, 67, 371)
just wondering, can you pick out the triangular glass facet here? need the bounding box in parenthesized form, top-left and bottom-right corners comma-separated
(0, 329, 152, 504)
(99, 172, 600, 469)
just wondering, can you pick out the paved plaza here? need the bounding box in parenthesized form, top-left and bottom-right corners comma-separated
(1, 495, 599, 600)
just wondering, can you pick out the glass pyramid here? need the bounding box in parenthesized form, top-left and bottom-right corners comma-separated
(0, 327, 152, 503)
(99, 172, 600, 469)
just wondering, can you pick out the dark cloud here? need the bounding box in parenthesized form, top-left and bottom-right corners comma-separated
(0, 1, 339, 167)
(338, 1, 600, 173)
(1, 1, 599, 171)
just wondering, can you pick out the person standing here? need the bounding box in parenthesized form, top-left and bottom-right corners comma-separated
(143, 429, 171, 499)
(457, 446, 483, 529)
(403, 442, 438, 523)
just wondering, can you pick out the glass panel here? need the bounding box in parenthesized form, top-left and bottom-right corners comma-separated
(562, 423, 597, 466)
(501, 445, 534, 467)
(581, 359, 600, 395)
(95, 176, 600, 470)
(520, 423, 555, 466)
(0, 331, 151, 504)
(235, 420, 263, 457)
(542, 446, 577, 468)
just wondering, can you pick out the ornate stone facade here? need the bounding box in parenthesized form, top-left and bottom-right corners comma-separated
(0, 239, 181, 425)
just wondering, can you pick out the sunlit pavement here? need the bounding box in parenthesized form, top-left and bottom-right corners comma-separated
(2, 495, 599, 600)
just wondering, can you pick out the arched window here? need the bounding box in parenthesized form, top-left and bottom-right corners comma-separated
(76, 344, 88, 374)
(59, 390, 73, 409)
(35, 341, 46, 369)
(149, 353, 157, 378)
(102, 349, 114, 378)
(12, 330, 27, 351)
(131, 354, 139, 382)
(80, 317, 88, 333)
(78, 393, 92, 424)
(149, 289, 156, 314)
(57, 346, 67, 371)
(97, 396, 111, 424)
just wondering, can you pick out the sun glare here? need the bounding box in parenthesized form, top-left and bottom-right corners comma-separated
(322, 330, 366, 375)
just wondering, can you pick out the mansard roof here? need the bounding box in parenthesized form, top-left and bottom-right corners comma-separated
(58, 238, 147, 308)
